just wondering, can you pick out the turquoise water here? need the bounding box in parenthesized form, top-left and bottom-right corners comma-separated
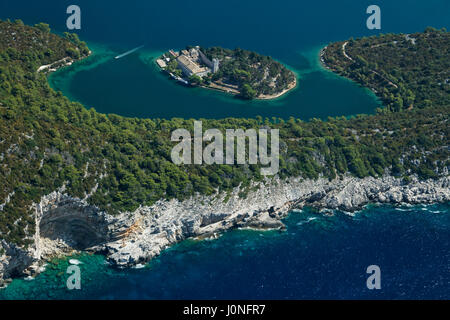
(5, 0, 449, 120)
(3, 0, 448, 119)
(1, 204, 449, 300)
(0, 0, 449, 299)
(46, 43, 382, 120)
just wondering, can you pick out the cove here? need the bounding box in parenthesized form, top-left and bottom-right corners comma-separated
(3, 0, 448, 120)
(48, 45, 381, 120)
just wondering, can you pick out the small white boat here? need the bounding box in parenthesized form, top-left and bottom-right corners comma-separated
(115, 45, 145, 59)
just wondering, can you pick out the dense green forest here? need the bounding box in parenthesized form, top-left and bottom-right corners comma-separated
(322, 27, 450, 112)
(162, 46, 296, 99)
(202, 46, 296, 98)
(0, 20, 448, 246)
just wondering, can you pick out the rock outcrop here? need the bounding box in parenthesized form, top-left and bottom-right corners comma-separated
(0, 240, 34, 288)
(101, 174, 450, 267)
(0, 174, 449, 285)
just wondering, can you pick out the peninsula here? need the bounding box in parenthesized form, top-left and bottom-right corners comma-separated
(156, 46, 297, 99)
(0, 20, 448, 287)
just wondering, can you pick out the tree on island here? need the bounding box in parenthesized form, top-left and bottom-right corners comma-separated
(203, 74, 212, 85)
(188, 74, 203, 86)
(240, 83, 257, 99)
(66, 47, 80, 59)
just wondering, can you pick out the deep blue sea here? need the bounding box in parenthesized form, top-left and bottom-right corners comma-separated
(1, 205, 449, 300)
(0, 0, 449, 299)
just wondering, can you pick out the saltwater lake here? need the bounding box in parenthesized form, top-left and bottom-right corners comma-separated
(2, 0, 448, 120)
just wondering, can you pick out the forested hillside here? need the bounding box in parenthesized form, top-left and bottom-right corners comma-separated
(322, 27, 450, 112)
(0, 20, 448, 246)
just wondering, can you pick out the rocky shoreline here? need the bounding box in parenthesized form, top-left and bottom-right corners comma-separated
(37, 50, 92, 74)
(1, 173, 449, 287)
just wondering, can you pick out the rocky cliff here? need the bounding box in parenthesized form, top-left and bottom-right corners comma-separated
(1, 173, 449, 286)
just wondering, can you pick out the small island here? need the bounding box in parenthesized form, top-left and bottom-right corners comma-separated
(156, 46, 296, 99)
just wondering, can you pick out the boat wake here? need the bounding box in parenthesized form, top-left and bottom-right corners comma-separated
(115, 45, 145, 59)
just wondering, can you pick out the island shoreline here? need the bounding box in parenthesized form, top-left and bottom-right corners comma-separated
(155, 47, 298, 100)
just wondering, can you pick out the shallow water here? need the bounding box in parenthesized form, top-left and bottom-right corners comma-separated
(45, 40, 382, 120)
